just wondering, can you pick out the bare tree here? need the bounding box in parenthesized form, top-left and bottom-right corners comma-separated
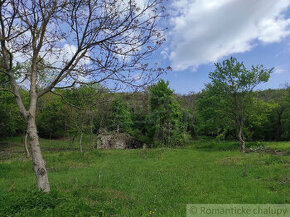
(0, 0, 167, 192)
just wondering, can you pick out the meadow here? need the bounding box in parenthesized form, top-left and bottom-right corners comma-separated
(0, 137, 289, 217)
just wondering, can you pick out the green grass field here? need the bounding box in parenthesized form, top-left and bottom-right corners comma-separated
(0, 137, 289, 216)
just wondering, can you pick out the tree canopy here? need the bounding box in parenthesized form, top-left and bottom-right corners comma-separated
(206, 57, 274, 151)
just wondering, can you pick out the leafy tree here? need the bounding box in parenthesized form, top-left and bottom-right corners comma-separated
(147, 80, 183, 147)
(117, 92, 150, 142)
(177, 94, 199, 139)
(208, 57, 273, 152)
(109, 95, 133, 133)
(197, 84, 235, 139)
(64, 85, 100, 151)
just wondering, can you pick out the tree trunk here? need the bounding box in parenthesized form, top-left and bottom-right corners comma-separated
(24, 133, 30, 158)
(27, 117, 50, 192)
(90, 123, 94, 150)
(49, 133, 52, 148)
(193, 125, 199, 140)
(238, 124, 246, 153)
(79, 133, 83, 152)
(70, 135, 75, 150)
(276, 110, 282, 140)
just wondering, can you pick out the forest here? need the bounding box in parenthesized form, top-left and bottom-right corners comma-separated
(1, 58, 289, 146)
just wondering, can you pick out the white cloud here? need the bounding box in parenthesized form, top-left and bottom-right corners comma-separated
(168, 0, 290, 71)
(274, 66, 285, 74)
(42, 43, 90, 67)
(274, 65, 290, 75)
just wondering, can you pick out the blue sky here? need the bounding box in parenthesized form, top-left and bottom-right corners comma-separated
(156, 0, 290, 94)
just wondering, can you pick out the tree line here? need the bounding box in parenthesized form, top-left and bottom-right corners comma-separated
(1, 59, 289, 149)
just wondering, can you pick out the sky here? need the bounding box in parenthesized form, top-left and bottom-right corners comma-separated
(157, 0, 290, 94)
(11, 0, 290, 94)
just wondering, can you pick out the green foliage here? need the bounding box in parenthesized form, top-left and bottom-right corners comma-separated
(180, 106, 197, 140)
(199, 57, 273, 146)
(280, 88, 290, 139)
(64, 85, 101, 108)
(0, 64, 287, 143)
(63, 85, 101, 137)
(147, 80, 184, 146)
(0, 57, 26, 138)
(197, 83, 235, 138)
(0, 91, 26, 138)
(210, 57, 272, 93)
(109, 95, 133, 133)
(245, 97, 278, 139)
(0, 56, 22, 88)
(0, 69, 10, 87)
(37, 94, 66, 138)
(251, 88, 290, 140)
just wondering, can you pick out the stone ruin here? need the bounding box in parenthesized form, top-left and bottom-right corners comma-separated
(97, 131, 144, 149)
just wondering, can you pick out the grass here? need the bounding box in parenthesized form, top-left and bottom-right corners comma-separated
(0, 137, 289, 216)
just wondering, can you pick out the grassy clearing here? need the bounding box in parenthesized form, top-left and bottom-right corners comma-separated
(0, 138, 289, 216)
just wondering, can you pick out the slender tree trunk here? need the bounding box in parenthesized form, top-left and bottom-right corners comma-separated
(27, 116, 50, 192)
(70, 135, 75, 150)
(79, 133, 83, 152)
(193, 124, 199, 140)
(276, 110, 282, 141)
(238, 123, 246, 153)
(49, 133, 52, 148)
(168, 124, 171, 145)
(24, 133, 30, 158)
(90, 122, 94, 150)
